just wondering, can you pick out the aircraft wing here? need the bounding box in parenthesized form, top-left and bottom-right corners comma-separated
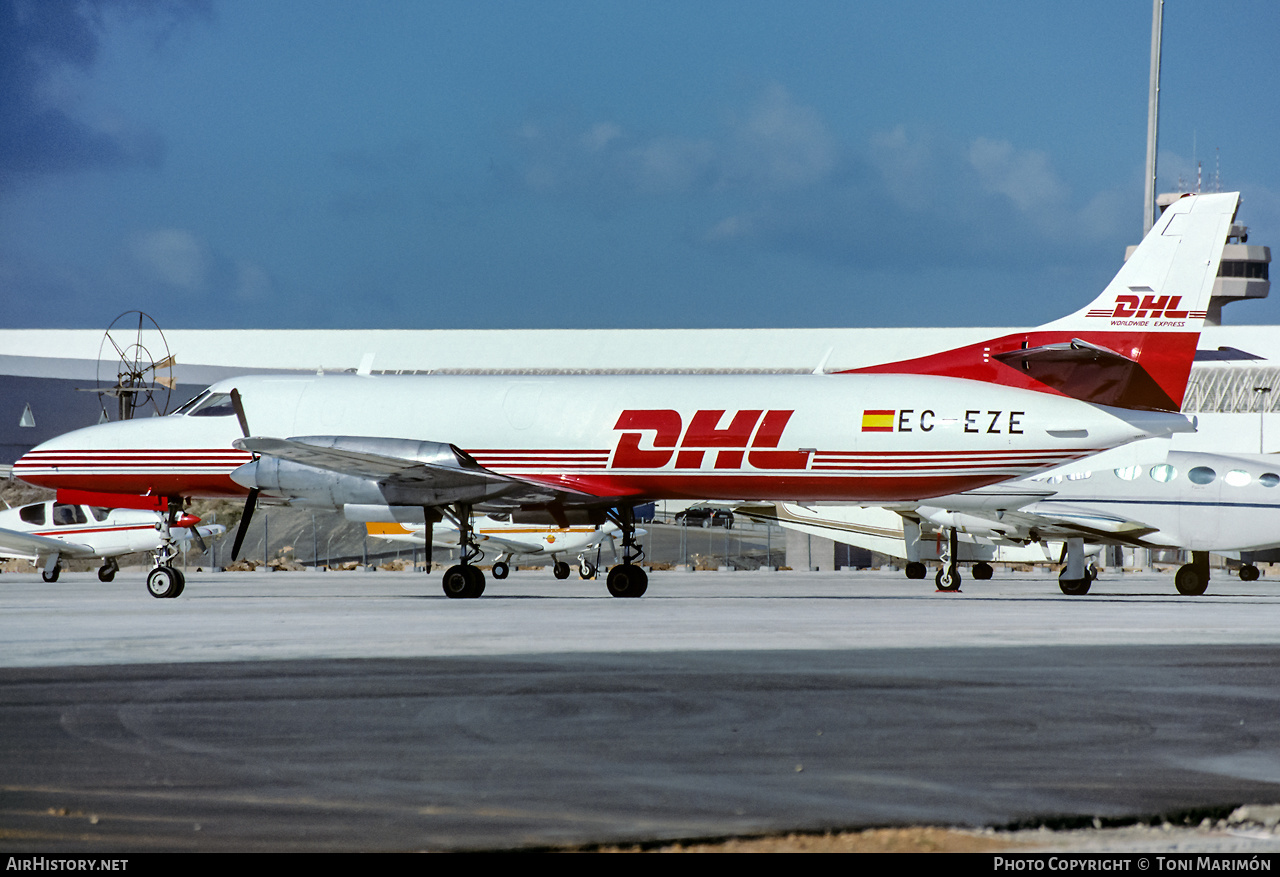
(999, 505, 1160, 544)
(0, 527, 97, 561)
(235, 436, 597, 509)
(934, 504, 1160, 547)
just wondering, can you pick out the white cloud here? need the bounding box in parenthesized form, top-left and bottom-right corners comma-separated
(967, 137, 1068, 212)
(869, 125, 934, 210)
(723, 84, 836, 191)
(131, 229, 207, 289)
(516, 83, 837, 197)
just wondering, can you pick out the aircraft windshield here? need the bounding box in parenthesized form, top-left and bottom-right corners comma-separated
(177, 392, 237, 418)
(172, 390, 211, 415)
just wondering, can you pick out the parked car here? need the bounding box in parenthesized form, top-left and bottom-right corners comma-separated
(675, 507, 734, 528)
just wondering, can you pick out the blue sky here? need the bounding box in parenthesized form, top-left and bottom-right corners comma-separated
(2, 0, 1277, 331)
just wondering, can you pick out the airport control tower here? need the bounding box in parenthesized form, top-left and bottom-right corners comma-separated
(1126, 190, 1271, 325)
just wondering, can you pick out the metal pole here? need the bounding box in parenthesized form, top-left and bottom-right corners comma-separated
(1143, 0, 1163, 234)
(1255, 387, 1271, 452)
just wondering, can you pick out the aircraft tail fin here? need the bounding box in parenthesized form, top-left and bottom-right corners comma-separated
(845, 191, 1239, 412)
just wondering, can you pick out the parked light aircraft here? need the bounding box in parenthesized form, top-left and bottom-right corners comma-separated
(13, 192, 1239, 599)
(0, 500, 223, 593)
(367, 515, 633, 580)
(754, 447, 1280, 597)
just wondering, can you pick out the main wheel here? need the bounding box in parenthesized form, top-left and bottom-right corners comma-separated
(972, 562, 993, 580)
(935, 565, 961, 592)
(1240, 564, 1261, 582)
(42, 565, 61, 583)
(146, 566, 181, 599)
(492, 561, 509, 579)
(579, 562, 596, 580)
(98, 564, 116, 583)
(553, 561, 571, 580)
(442, 564, 483, 598)
(905, 561, 926, 580)
(1174, 564, 1208, 596)
(1058, 575, 1091, 595)
(606, 564, 648, 598)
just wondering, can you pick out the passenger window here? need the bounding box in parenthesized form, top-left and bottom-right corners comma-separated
(1114, 466, 1141, 481)
(1066, 471, 1091, 481)
(1149, 464, 1176, 483)
(1261, 473, 1280, 488)
(19, 504, 45, 526)
(1225, 470, 1251, 487)
(1188, 466, 1217, 485)
(89, 507, 110, 522)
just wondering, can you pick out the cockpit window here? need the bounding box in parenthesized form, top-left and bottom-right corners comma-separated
(173, 390, 211, 415)
(186, 393, 237, 418)
(19, 504, 45, 526)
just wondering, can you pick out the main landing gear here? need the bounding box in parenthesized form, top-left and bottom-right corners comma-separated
(442, 504, 485, 599)
(1057, 537, 1095, 595)
(606, 506, 647, 598)
(1239, 563, 1261, 582)
(438, 505, 648, 599)
(1174, 551, 1210, 596)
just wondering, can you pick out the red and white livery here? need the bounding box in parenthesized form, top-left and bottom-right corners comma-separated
(15, 192, 1240, 599)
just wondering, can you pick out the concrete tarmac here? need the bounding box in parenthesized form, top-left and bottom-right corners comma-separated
(2, 568, 1280, 851)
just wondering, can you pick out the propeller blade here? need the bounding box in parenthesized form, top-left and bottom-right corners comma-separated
(231, 488, 258, 561)
(190, 526, 208, 554)
(230, 388, 250, 438)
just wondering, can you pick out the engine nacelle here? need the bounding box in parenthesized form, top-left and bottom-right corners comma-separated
(232, 457, 385, 508)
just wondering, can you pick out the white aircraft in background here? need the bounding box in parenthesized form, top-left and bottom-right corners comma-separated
(366, 515, 635, 580)
(0, 499, 223, 594)
(14, 192, 1239, 599)
(752, 448, 1280, 597)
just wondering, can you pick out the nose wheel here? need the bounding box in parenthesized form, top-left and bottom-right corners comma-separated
(147, 565, 185, 599)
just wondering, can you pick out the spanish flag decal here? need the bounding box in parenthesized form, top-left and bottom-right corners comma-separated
(861, 409, 895, 432)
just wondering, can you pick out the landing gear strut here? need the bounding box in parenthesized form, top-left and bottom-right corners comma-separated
(147, 500, 186, 598)
(606, 506, 648, 598)
(935, 527, 961, 591)
(1058, 537, 1094, 595)
(441, 504, 485, 598)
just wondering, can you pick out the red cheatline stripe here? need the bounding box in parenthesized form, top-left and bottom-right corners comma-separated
(467, 449, 610, 455)
(33, 525, 156, 537)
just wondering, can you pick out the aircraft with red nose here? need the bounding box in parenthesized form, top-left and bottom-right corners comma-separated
(15, 192, 1239, 599)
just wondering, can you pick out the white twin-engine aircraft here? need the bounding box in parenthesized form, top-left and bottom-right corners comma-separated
(14, 192, 1240, 599)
